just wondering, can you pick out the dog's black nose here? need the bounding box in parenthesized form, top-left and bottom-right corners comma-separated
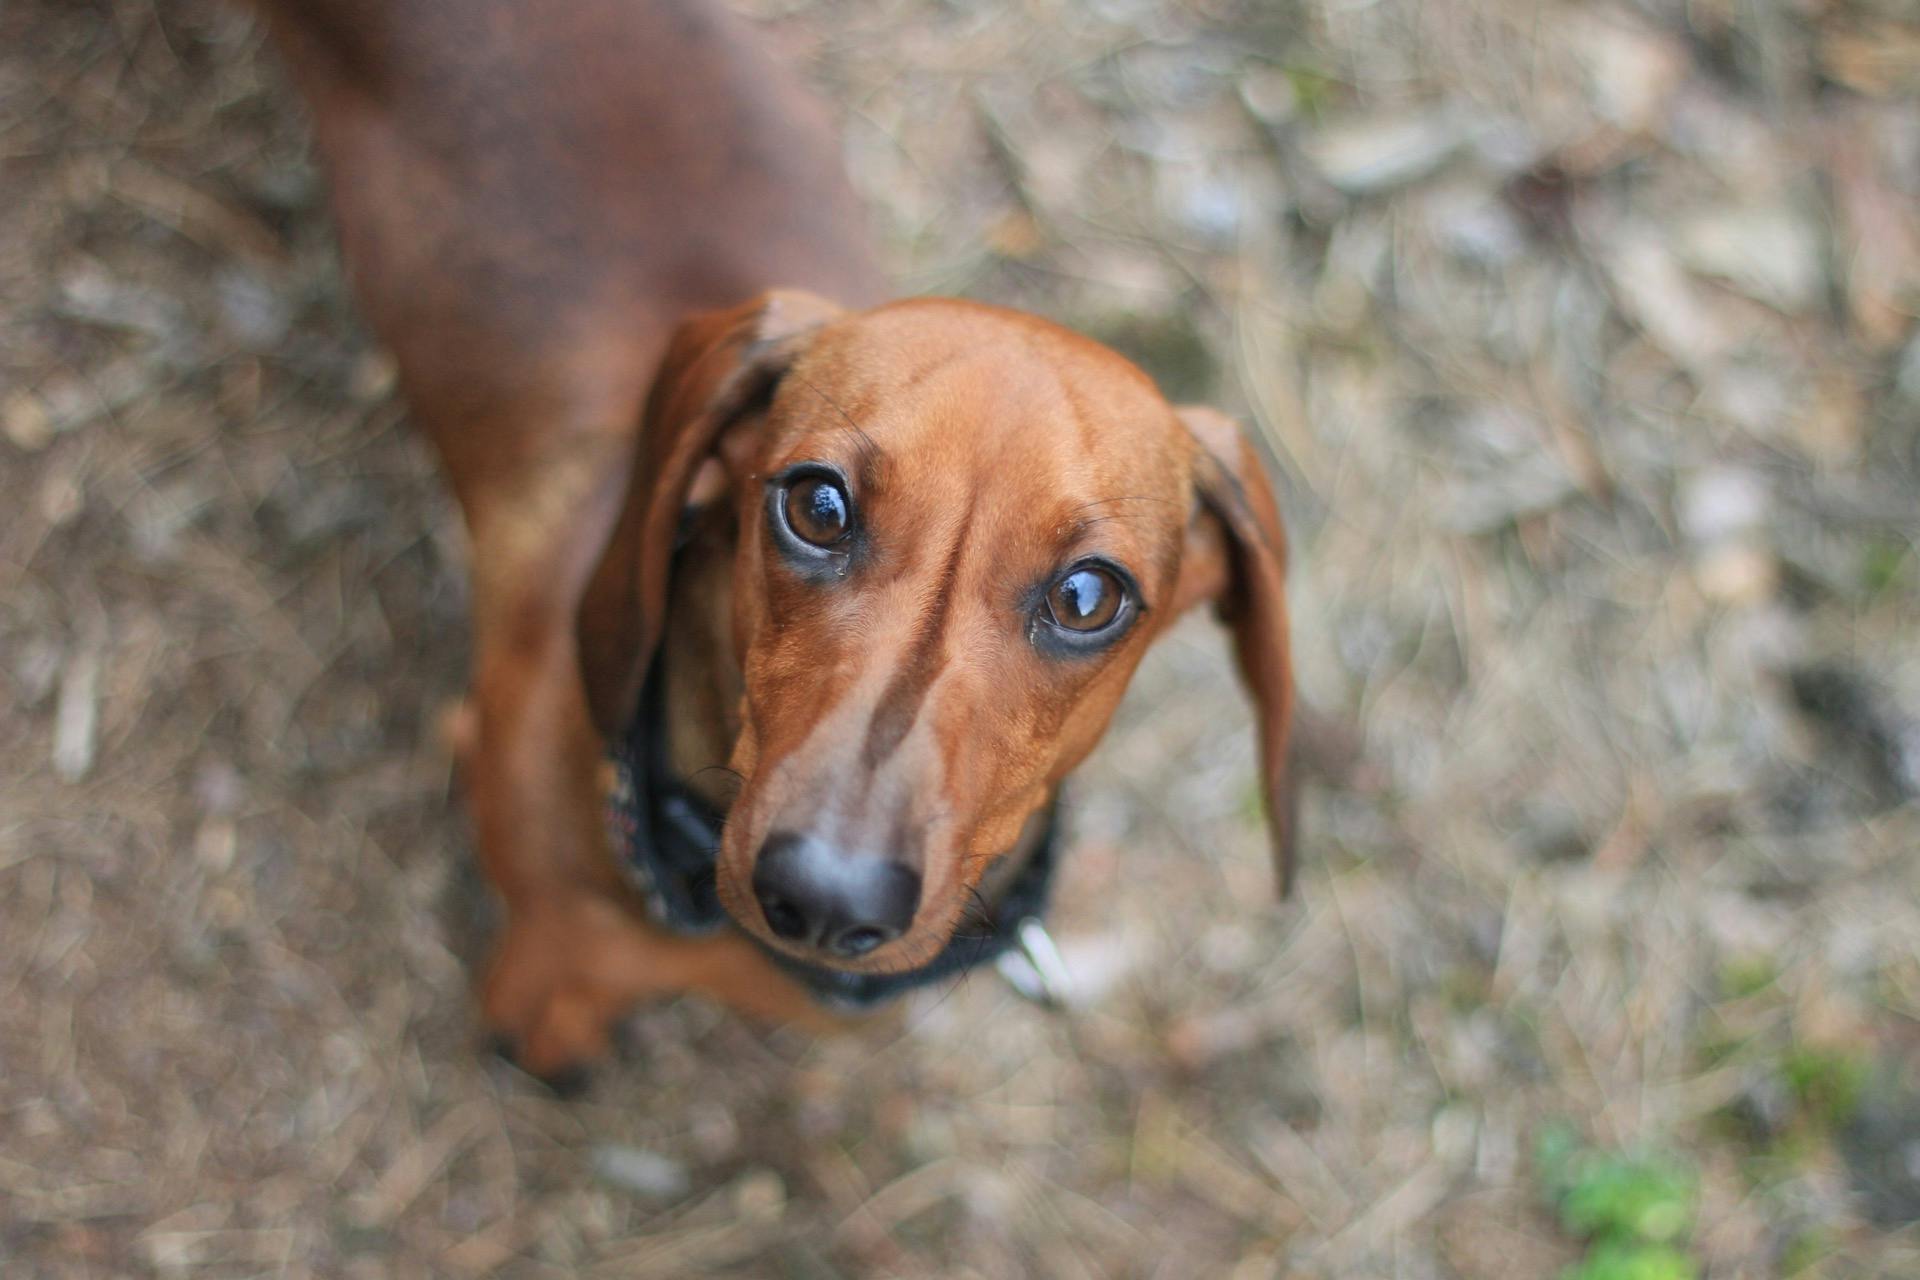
(751, 833, 920, 958)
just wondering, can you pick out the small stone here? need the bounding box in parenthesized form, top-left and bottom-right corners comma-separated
(1819, 24, 1920, 100)
(194, 760, 245, 815)
(1465, 114, 1543, 177)
(37, 458, 85, 527)
(1701, 362, 1794, 436)
(206, 885, 249, 929)
(1678, 204, 1825, 313)
(216, 266, 293, 348)
(589, 1145, 690, 1200)
(1432, 1104, 1479, 1167)
(986, 209, 1043, 259)
(686, 1101, 739, 1161)
(3, 391, 52, 451)
(1238, 67, 1297, 125)
(194, 820, 236, 873)
(1424, 185, 1527, 267)
(51, 648, 100, 783)
(1301, 112, 1460, 195)
(1606, 229, 1730, 368)
(349, 349, 399, 402)
(1160, 165, 1244, 244)
(1679, 468, 1770, 544)
(58, 264, 181, 341)
(1569, 10, 1688, 132)
(730, 1168, 785, 1223)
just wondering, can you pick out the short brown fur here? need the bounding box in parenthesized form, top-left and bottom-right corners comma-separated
(251, 0, 1294, 1078)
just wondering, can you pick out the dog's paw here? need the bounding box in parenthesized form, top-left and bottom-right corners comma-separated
(479, 893, 653, 1083)
(486, 1033, 594, 1097)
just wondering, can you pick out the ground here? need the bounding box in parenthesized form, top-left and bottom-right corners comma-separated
(2, 0, 1917, 1276)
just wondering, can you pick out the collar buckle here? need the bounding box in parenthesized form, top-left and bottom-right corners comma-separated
(994, 916, 1075, 1009)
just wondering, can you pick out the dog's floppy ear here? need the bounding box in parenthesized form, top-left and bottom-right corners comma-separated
(1172, 406, 1299, 896)
(580, 289, 842, 735)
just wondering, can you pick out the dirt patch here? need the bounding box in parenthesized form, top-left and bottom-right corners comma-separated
(3, 0, 1917, 1275)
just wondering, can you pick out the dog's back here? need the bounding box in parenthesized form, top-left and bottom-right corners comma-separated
(250, 0, 883, 409)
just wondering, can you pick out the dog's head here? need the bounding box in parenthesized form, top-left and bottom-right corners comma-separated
(584, 292, 1293, 973)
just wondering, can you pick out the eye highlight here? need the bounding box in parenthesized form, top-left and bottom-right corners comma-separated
(766, 463, 860, 578)
(1046, 565, 1123, 631)
(784, 474, 851, 546)
(1033, 558, 1138, 654)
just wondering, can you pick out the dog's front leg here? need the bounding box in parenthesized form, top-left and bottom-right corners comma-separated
(431, 412, 666, 1077)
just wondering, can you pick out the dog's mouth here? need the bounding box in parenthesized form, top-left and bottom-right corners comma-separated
(606, 730, 1063, 1000)
(606, 650, 1064, 999)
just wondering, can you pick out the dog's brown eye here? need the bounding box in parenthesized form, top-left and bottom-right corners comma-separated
(785, 476, 851, 546)
(1046, 565, 1123, 632)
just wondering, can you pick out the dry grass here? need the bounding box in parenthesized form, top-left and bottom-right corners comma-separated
(3, 0, 1917, 1275)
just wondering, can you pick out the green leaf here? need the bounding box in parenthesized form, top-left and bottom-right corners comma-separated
(1782, 1046, 1870, 1131)
(1860, 539, 1909, 595)
(1533, 1126, 1696, 1245)
(1558, 1153, 1695, 1243)
(1561, 1241, 1698, 1280)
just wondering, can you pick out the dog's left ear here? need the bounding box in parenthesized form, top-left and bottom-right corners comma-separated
(1171, 406, 1299, 896)
(579, 289, 842, 735)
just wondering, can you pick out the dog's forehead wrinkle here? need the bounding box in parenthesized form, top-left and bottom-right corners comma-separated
(793, 323, 1179, 524)
(838, 313, 1140, 415)
(1063, 492, 1181, 521)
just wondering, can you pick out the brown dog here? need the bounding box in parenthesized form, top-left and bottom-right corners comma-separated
(251, 0, 1294, 1079)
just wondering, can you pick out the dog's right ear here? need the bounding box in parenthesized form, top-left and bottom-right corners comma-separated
(1171, 405, 1299, 897)
(579, 290, 842, 735)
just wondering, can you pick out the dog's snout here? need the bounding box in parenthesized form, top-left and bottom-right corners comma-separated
(751, 833, 920, 958)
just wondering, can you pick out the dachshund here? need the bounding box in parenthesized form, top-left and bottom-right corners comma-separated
(247, 0, 1295, 1081)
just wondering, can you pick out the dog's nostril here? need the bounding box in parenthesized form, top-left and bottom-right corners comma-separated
(751, 832, 920, 958)
(761, 895, 808, 940)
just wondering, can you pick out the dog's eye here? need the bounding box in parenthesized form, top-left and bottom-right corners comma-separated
(1045, 564, 1125, 632)
(785, 476, 851, 546)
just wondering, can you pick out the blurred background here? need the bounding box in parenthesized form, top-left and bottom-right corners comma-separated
(2, 0, 1917, 1275)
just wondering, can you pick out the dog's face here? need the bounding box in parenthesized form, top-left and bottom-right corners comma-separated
(716, 301, 1210, 971)
(588, 295, 1294, 974)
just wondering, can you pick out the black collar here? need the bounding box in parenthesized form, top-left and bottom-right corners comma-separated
(604, 656, 1062, 1010)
